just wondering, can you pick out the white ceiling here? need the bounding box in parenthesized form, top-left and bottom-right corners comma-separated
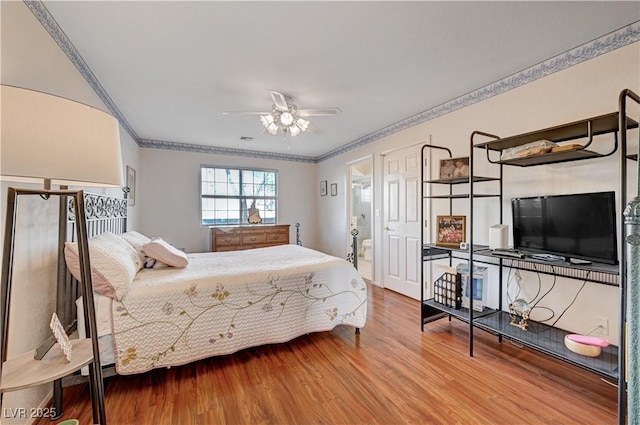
(41, 1, 639, 160)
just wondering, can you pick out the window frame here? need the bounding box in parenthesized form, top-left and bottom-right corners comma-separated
(200, 165, 279, 227)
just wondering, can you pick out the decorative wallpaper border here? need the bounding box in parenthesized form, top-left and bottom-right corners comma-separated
(25, 1, 140, 143)
(317, 22, 640, 162)
(139, 139, 317, 163)
(27, 1, 640, 164)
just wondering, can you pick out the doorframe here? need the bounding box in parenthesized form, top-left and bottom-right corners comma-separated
(379, 138, 433, 297)
(347, 155, 374, 282)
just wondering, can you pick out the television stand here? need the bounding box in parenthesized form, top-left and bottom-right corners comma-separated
(569, 258, 593, 265)
(492, 248, 524, 259)
(528, 253, 565, 262)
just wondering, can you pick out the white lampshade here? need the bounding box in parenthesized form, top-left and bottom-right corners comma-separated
(0, 85, 124, 187)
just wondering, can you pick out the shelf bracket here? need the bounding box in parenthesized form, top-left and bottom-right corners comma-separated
(470, 131, 501, 164)
(34, 335, 57, 360)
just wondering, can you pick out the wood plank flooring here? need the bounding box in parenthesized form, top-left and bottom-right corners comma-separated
(36, 284, 617, 424)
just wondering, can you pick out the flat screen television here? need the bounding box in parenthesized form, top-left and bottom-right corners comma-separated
(511, 191, 618, 264)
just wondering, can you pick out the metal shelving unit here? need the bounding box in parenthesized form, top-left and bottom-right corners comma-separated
(420, 104, 639, 425)
(419, 143, 501, 332)
(469, 108, 638, 425)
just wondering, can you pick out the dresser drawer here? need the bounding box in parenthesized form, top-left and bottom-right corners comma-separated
(210, 225, 290, 252)
(242, 234, 266, 244)
(216, 235, 241, 246)
(265, 226, 289, 234)
(267, 233, 287, 243)
(216, 245, 239, 252)
(212, 228, 240, 237)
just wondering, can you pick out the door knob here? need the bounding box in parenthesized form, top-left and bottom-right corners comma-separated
(384, 226, 392, 231)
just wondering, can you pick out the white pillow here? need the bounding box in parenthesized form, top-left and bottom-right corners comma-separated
(64, 232, 140, 300)
(121, 231, 167, 269)
(142, 238, 189, 268)
(120, 231, 151, 251)
(120, 231, 150, 266)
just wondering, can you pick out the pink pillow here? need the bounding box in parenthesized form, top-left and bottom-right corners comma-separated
(64, 232, 139, 300)
(142, 238, 189, 268)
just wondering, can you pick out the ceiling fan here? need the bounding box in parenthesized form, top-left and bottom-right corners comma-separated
(223, 91, 340, 137)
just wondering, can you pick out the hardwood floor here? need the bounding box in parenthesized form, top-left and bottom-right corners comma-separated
(37, 284, 617, 425)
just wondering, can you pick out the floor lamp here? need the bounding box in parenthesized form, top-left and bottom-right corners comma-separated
(0, 85, 124, 425)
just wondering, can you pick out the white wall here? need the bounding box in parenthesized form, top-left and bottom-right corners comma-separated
(0, 2, 140, 421)
(317, 42, 640, 342)
(138, 148, 318, 252)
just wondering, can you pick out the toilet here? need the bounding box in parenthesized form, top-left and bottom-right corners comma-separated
(362, 239, 372, 261)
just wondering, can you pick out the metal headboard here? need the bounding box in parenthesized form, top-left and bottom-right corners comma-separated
(57, 193, 127, 330)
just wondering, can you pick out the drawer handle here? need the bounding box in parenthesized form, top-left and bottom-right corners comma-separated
(273, 235, 280, 240)
(249, 237, 256, 241)
(224, 238, 232, 243)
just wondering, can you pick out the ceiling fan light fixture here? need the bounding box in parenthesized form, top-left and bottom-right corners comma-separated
(296, 118, 309, 132)
(279, 111, 294, 126)
(289, 125, 301, 137)
(260, 114, 276, 127)
(266, 122, 279, 135)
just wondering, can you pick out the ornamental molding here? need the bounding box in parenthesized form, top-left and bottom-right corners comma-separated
(28, 1, 640, 163)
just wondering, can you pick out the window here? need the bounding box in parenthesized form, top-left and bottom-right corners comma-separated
(200, 166, 277, 226)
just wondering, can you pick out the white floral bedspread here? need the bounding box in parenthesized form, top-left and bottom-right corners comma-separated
(111, 245, 367, 374)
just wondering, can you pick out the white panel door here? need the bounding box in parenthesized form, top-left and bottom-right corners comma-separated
(383, 146, 421, 299)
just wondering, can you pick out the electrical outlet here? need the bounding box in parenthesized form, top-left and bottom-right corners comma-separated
(593, 317, 609, 336)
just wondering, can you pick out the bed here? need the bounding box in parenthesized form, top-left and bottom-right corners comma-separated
(55, 193, 367, 412)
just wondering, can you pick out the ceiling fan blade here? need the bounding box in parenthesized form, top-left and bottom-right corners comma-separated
(297, 107, 341, 117)
(222, 111, 270, 115)
(270, 91, 289, 111)
(306, 122, 322, 134)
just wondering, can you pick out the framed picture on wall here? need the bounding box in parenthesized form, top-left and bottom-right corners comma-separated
(330, 183, 338, 196)
(126, 165, 136, 206)
(320, 180, 328, 196)
(436, 215, 466, 247)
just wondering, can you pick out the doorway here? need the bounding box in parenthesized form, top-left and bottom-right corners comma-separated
(382, 145, 421, 300)
(348, 157, 374, 281)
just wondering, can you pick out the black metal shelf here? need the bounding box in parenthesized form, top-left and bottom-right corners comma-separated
(420, 98, 637, 425)
(423, 243, 490, 260)
(473, 112, 638, 167)
(474, 112, 638, 151)
(473, 249, 619, 286)
(474, 311, 618, 380)
(423, 299, 497, 324)
(424, 193, 499, 199)
(497, 149, 604, 167)
(424, 176, 500, 184)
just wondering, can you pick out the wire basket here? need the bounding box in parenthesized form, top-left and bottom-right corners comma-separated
(433, 272, 462, 309)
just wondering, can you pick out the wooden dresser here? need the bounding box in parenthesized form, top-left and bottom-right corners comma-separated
(210, 224, 290, 252)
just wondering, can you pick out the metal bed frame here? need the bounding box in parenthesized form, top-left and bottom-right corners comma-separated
(52, 193, 363, 417)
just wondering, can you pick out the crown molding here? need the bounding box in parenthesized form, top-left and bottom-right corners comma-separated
(25, 0, 140, 144)
(139, 139, 317, 163)
(317, 22, 640, 162)
(28, 1, 640, 164)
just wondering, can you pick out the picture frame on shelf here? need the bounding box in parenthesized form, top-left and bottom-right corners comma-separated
(436, 215, 466, 248)
(330, 183, 337, 196)
(439, 156, 469, 180)
(50, 312, 72, 361)
(320, 180, 328, 196)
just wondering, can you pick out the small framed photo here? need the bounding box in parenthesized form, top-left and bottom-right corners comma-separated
(436, 215, 466, 247)
(320, 180, 328, 196)
(439, 156, 469, 180)
(330, 183, 338, 196)
(50, 312, 72, 361)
